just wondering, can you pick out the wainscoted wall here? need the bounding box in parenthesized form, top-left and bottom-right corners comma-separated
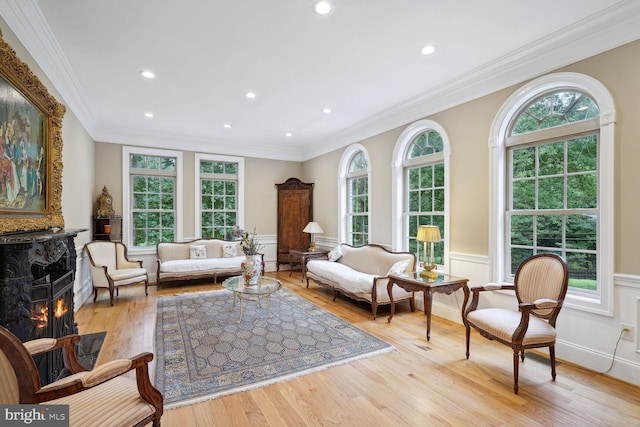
(74, 248, 93, 310)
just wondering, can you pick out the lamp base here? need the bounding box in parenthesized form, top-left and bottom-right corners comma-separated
(308, 242, 317, 252)
(420, 262, 438, 280)
(420, 269, 438, 280)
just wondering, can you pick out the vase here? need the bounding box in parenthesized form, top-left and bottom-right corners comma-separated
(241, 255, 261, 285)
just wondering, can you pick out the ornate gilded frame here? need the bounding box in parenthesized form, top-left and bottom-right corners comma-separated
(0, 29, 65, 235)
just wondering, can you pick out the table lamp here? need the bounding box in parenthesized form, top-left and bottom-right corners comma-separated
(303, 222, 324, 252)
(416, 225, 441, 279)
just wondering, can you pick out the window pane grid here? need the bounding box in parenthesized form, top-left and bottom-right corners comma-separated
(347, 174, 369, 245)
(404, 152, 445, 264)
(508, 92, 599, 291)
(200, 160, 239, 239)
(131, 173, 176, 247)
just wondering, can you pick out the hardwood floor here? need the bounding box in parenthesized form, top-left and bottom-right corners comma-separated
(74, 272, 640, 427)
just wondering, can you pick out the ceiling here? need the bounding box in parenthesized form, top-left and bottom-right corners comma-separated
(1, 0, 639, 161)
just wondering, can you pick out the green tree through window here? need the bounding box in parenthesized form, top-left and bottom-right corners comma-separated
(347, 151, 369, 245)
(508, 91, 599, 291)
(405, 130, 445, 265)
(200, 160, 239, 239)
(130, 154, 176, 246)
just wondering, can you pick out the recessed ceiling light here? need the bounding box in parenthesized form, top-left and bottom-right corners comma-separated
(322, 107, 332, 114)
(223, 123, 232, 129)
(144, 112, 154, 118)
(140, 70, 155, 79)
(421, 45, 436, 55)
(285, 132, 292, 137)
(245, 91, 256, 99)
(313, 1, 333, 15)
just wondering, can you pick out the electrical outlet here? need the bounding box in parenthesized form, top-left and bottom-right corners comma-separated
(621, 324, 635, 341)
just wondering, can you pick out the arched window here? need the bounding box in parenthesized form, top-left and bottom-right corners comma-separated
(338, 145, 370, 245)
(392, 120, 450, 271)
(490, 72, 615, 314)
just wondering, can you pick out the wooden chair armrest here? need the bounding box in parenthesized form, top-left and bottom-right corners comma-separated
(25, 336, 73, 356)
(25, 334, 87, 375)
(519, 299, 559, 312)
(34, 352, 162, 414)
(465, 284, 516, 317)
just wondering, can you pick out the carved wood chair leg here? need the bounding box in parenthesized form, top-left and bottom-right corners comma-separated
(521, 349, 525, 362)
(109, 289, 115, 306)
(144, 279, 149, 296)
(550, 345, 557, 380)
(465, 326, 471, 359)
(513, 351, 520, 394)
(332, 289, 337, 301)
(372, 303, 378, 320)
(93, 287, 98, 302)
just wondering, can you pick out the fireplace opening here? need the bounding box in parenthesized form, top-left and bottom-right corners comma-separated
(30, 269, 77, 385)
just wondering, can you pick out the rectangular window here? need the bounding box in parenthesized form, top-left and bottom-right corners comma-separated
(347, 175, 368, 245)
(507, 134, 598, 291)
(406, 162, 445, 265)
(195, 154, 244, 239)
(124, 148, 182, 250)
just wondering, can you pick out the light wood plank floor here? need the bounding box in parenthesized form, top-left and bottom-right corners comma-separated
(74, 272, 640, 427)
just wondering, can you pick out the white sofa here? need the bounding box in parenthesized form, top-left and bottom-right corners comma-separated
(156, 238, 263, 288)
(306, 243, 416, 319)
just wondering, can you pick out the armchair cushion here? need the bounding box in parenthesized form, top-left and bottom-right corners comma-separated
(467, 308, 558, 346)
(107, 267, 147, 283)
(46, 376, 156, 427)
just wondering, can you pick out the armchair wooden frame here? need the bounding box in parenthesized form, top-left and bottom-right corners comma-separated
(463, 253, 569, 394)
(0, 325, 163, 426)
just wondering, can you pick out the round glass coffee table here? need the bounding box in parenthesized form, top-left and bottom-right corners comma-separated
(222, 276, 283, 323)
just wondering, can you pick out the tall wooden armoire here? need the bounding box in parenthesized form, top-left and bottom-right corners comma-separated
(275, 178, 314, 270)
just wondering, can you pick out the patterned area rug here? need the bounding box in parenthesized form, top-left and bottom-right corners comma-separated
(154, 287, 393, 409)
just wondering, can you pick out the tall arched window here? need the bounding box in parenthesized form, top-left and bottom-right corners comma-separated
(392, 120, 450, 271)
(339, 145, 370, 245)
(490, 72, 615, 315)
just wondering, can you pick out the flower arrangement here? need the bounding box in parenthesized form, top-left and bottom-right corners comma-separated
(231, 226, 263, 255)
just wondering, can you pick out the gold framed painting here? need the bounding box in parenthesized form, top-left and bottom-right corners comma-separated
(0, 28, 65, 235)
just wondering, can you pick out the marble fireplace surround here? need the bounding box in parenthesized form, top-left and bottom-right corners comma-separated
(0, 228, 85, 383)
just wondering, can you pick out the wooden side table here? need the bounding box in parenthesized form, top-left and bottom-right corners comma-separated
(288, 249, 328, 283)
(387, 272, 469, 340)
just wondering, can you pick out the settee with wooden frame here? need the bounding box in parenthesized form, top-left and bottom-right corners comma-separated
(306, 243, 417, 319)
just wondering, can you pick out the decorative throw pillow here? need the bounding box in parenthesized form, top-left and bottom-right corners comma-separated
(189, 245, 207, 259)
(223, 244, 238, 258)
(327, 245, 343, 262)
(386, 259, 410, 276)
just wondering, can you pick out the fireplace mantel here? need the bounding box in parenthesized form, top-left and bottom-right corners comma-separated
(0, 228, 86, 342)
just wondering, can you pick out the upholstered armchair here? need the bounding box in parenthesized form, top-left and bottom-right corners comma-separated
(463, 253, 569, 394)
(0, 325, 163, 426)
(85, 241, 149, 306)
